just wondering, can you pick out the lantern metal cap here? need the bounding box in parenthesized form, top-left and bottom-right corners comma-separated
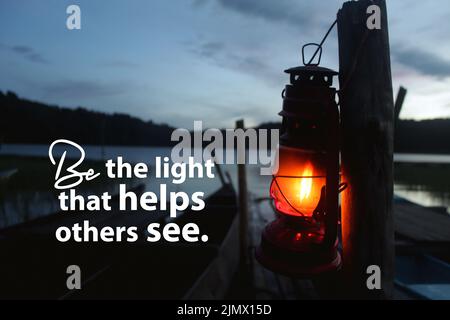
(284, 65, 337, 87)
(284, 65, 338, 76)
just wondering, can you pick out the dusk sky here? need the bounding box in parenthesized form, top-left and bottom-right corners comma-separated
(1, 0, 450, 128)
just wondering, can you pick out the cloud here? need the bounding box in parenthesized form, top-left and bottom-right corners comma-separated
(194, 41, 225, 58)
(192, 0, 208, 8)
(189, 40, 281, 86)
(10, 45, 48, 64)
(392, 46, 450, 78)
(99, 60, 139, 69)
(41, 80, 128, 100)
(224, 53, 277, 81)
(214, 0, 318, 28)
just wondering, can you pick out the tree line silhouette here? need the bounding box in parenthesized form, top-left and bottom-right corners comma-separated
(0, 91, 175, 147)
(1, 90, 450, 154)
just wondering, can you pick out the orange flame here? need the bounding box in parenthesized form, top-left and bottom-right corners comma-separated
(299, 165, 313, 202)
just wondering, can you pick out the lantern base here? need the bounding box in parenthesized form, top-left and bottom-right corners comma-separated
(255, 216, 341, 278)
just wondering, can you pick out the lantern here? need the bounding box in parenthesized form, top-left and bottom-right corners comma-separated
(256, 48, 343, 277)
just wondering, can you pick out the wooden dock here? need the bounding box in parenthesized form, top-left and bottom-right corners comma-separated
(394, 198, 450, 258)
(0, 184, 239, 299)
(395, 199, 450, 242)
(246, 193, 450, 299)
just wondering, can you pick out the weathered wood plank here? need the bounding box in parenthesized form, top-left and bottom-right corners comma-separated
(394, 202, 450, 242)
(183, 217, 239, 300)
(338, 0, 395, 299)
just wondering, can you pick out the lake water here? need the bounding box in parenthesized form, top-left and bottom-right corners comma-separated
(1, 144, 449, 228)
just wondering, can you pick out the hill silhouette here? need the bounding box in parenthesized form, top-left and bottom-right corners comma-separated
(1, 90, 450, 154)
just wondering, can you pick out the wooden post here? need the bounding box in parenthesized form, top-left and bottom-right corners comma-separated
(337, 0, 395, 299)
(394, 86, 407, 123)
(214, 162, 227, 186)
(236, 119, 249, 268)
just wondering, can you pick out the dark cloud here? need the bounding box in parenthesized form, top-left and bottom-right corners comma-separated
(392, 46, 450, 78)
(27, 53, 48, 64)
(11, 45, 33, 54)
(215, 0, 317, 28)
(41, 80, 127, 100)
(8, 45, 48, 64)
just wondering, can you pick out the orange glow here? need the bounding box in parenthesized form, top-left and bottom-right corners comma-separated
(270, 146, 326, 217)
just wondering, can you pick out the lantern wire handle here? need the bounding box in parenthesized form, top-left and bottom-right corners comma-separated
(303, 19, 337, 66)
(301, 13, 371, 94)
